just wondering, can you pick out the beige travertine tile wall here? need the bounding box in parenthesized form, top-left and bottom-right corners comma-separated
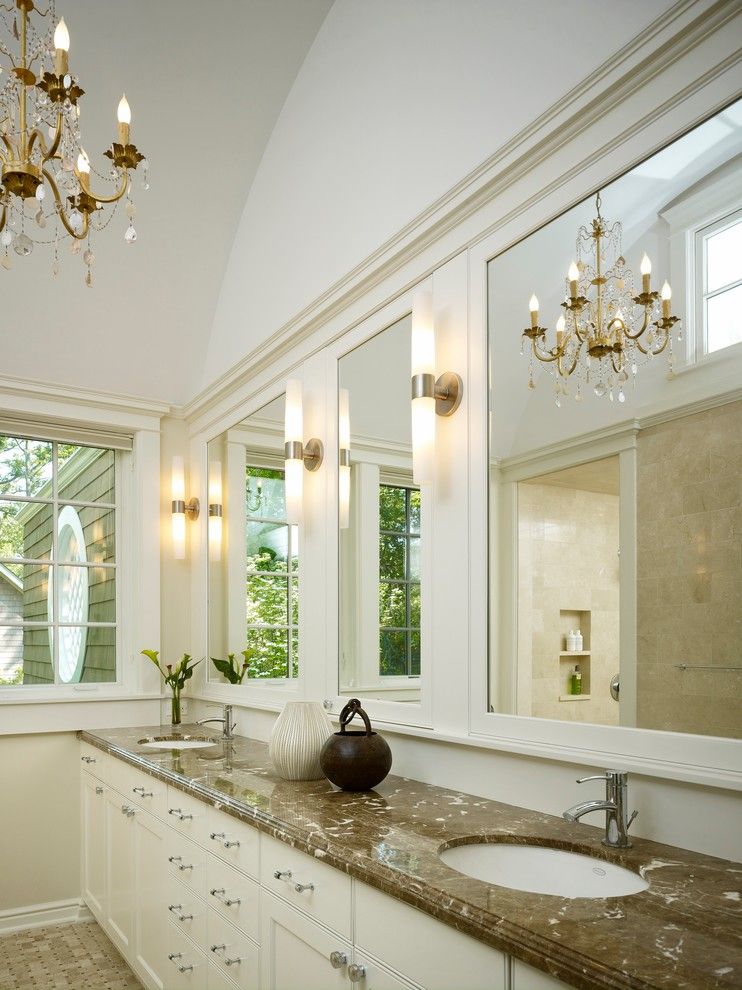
(518, 483, 620, 725)
(636, 398, 742, 739)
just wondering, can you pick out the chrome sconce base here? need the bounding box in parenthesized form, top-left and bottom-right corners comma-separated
(285, 439, 324, 472)
(411, 371, 464, 416)
(172, 497, 200, 520)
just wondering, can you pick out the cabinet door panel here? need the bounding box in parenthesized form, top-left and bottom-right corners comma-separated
(511, 959, 571, 989)
(165, 920, 209, 990)
(134, 807, 168, 990)
(206, 855, 260, 941)
(260, 891, 350, 990)
(81, 771, 107, 921)
(165, 831, 208, 899)
(104, 788, 134, 955)
(166, 877, 209, 955)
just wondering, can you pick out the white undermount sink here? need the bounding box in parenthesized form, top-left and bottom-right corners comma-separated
(439, 842, 648, 899)
(138, 736, 217, 750)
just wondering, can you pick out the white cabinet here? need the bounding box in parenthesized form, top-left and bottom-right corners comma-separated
(81, 771, 107, 921)
(260, 890, 351, 990)
(81, 745, 573, 990)
(511, 959, 571, 989)
(133, 807, 168, 990)
(104, 785, 135, 956)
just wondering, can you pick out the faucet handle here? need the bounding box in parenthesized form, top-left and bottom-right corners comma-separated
(576, 773, 609, 784)
(627, 809, 639, 831)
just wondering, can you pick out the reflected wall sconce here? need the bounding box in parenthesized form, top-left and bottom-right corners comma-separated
(284, 379, 324, 525)
(171, 456, 199, 560)
(338, 388, 351, 529)
(208, 460, 223, 563)
(410, 290, 463, 484)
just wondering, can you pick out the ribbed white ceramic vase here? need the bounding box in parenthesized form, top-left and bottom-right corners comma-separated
(269, 701, 334, 781)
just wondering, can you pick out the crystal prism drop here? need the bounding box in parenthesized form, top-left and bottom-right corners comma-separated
(52, 261, 60, 277)
(125, 201, 136, 219)
(1, 255, 11, 271)
(527, 377, 536, 391)
(594, 383, 606, 398)
(124, 224, 137, 244)
(83, 249, 94, 265)
(35, 184, 46, 201)
(85, 270, 93, 288)
(1, 229, 12, 247)
(13, 233, 33, 257)
(35, 209, 47, 229)
(618, 388, 626, 403)
(70, 238, 81, 255)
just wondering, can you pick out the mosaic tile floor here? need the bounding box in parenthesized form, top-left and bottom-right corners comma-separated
(0, 921, 142, 990)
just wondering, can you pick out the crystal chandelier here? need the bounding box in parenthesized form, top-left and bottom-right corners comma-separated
(522, 193, 680, 405)
(0, 0, 148, 284)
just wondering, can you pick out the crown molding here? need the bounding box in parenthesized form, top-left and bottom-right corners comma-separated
(0, 373, 172, 427)
(181, 0, 742, 429)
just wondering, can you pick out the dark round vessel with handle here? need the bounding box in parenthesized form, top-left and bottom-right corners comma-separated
(320, 698, 392, 791)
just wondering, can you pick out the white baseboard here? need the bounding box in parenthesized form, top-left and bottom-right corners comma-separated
(0, 898, 93, 935)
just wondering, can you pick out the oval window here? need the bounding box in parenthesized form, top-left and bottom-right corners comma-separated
(48, 506, 89, 683)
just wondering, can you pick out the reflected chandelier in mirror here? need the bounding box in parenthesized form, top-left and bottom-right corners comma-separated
(523, 192, 679, 404)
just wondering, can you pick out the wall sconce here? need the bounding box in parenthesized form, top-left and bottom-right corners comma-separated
(208, 460, 223, 563)
(410, 290, 463, 484)
(171, 455, 199, 560)
(284, 379, 323, 525)
(338, 388, 351, 529)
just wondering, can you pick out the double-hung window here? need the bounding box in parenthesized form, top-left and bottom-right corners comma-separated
(695, 208, 742, 357)
(0, 432, 119, 687)
(245, 465, 299, 679)
(378, 483, 421, 677)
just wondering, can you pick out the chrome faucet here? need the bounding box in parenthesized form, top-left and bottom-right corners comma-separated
(197, 704, 236, 740)
(563, 769, 638, 849)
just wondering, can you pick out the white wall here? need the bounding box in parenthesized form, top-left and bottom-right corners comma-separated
(203, 0, 676, 391)
(0, 734, 81, 918)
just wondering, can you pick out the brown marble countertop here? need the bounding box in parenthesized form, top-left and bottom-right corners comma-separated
(79, 726, 742, 990)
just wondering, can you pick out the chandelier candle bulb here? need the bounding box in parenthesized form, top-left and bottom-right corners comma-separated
(640, 253, 652, 293)
(556, 315, 566, 349)
(568, 262, 579, 299)
(529, 294, 539, 328)
(411, 289, 436, 485)
(54, 18, 70, 74)
(117, 94, 131, 144)
(76, 151, 90, 175)
(661, 281, 672, 318)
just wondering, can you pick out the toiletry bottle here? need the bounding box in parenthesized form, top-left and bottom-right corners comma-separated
(571, 664, 582, 695)
(566, 630, 577, 652)
(575, 629, 583, 652)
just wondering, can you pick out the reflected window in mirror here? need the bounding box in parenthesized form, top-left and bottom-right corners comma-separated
(488, 100, 742, 740)
(339, 314, 424, 705)
(207, 393, 300, 684)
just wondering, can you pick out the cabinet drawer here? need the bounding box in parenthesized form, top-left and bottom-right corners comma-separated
(80, 742, 108, 779)
(354, 882, 507, 990)
(166, 785, 208, 839)
(165, 919, 209, 989)
(208, 959, 242, 990)
(205, 807, 259, 880)
(261, 833, 351, 939)
(166, 832, 208, 899)
(206, 909, 259, 990)
(352, 954, 418, 990)
(206, 855, 260, 942)
(166, 877, 209, 955)
(121, 762, 168, 820)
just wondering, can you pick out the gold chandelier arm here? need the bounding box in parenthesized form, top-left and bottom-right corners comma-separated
(0, 132, 13, 162)
(636, 329, 670, 357)
(623, 306, 651, 341)
(79, 167, 128, 205)
(530, 337, 561, 364)
(42, 166, 88, 240)
(0, 199, 6, 234)
(28, 113, 64, 162)
(557, 348, 580, 377)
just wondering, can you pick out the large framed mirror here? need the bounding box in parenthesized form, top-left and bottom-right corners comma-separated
(207, 393, 300, 685)
(488, 99, 742, 740)
(337, 314, 424, 705)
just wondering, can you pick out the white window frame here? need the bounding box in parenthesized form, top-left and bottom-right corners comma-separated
(662, 163, 742, 373)
(694, 207, 742, 360)
(0, 435, 121, 692)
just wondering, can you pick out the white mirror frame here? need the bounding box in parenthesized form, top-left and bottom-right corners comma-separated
(467, 96, 742, 791)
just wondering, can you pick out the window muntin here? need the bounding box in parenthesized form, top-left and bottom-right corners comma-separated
(245, 465, 299, 679)
(378, 484, 421, 677)
(0, 435, 118, 687)
(698, 211, 742, 356)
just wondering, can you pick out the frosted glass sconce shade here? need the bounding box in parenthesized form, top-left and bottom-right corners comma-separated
(284, 379, 324, 525)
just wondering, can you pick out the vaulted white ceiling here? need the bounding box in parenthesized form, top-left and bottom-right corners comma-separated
(0, 0, 332, 404)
